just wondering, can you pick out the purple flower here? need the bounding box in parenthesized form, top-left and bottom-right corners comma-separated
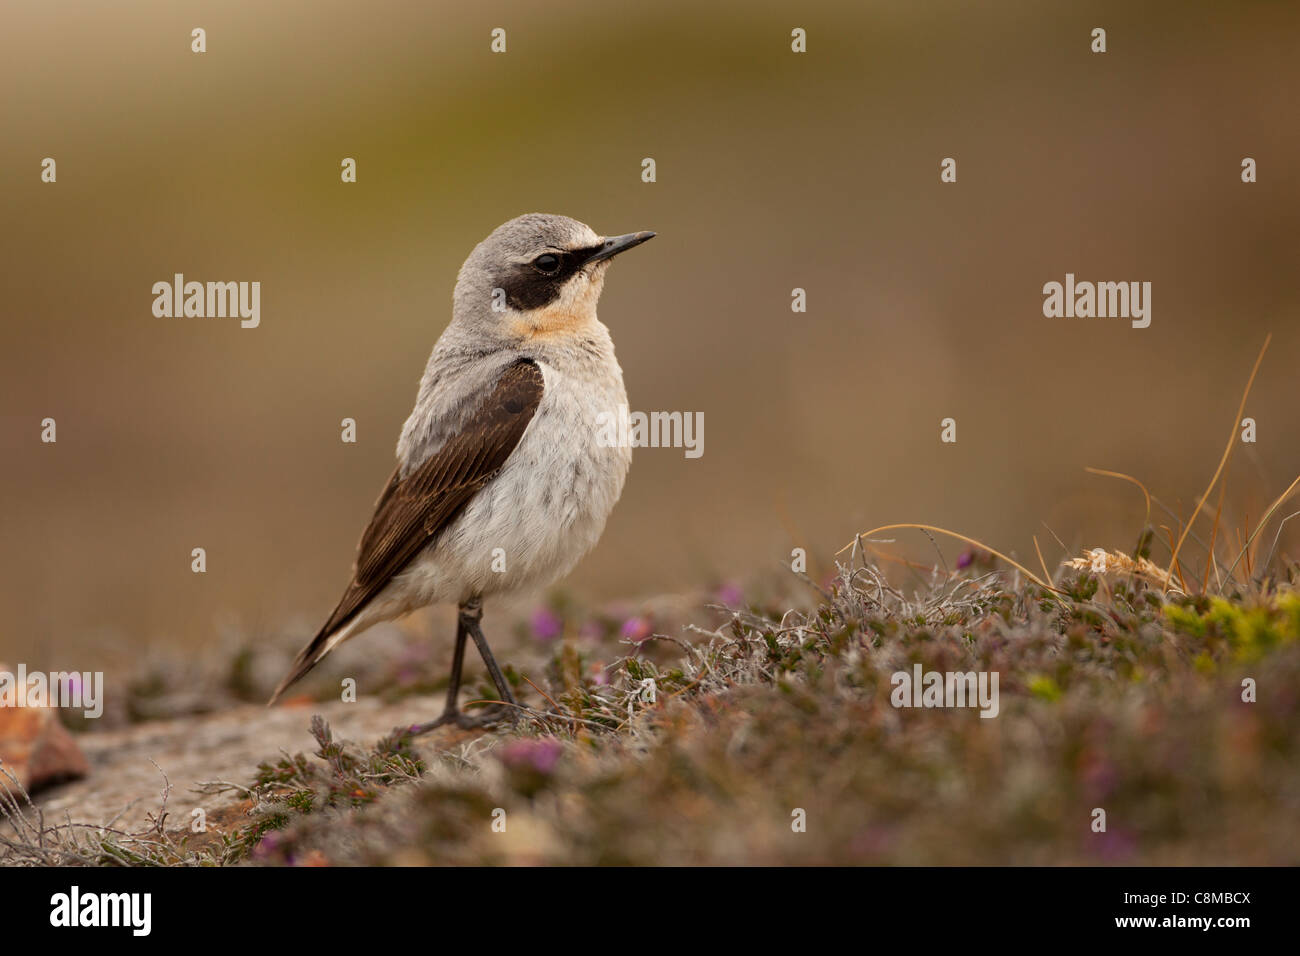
(498, 738, 563, 774)
(530, 607, 563, 642)
(716, 581, 743, 606)
(620, 616, 652, 643)
(253, 832, 280, 859)
(1089, 827, 1138, 861)
(956, 550, 974, 570)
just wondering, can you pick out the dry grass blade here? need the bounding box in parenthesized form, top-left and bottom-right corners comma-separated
(838, 523, 1063, 598)
(1164, 334, 1271, 592)
(1203, 480, 1228, 594)
(1084, 466, 1152, 530)
(1221, 472, 1300, 590)
(1033, 534, 1054, 588)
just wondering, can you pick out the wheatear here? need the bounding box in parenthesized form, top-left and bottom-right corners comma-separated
(269, 214, 653, 729)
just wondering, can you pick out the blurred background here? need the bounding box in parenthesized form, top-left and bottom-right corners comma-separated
(3, 0, 1299, 671)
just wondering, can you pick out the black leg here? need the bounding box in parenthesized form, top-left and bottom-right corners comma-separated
(408, 599, 516, 735)
(442, 615, 469, 710)
(465, 612, 518, 709)
(408, 614, 469, 735)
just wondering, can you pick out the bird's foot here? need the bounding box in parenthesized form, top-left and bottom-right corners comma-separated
(455, 703, 519, 729)
(407, 703, 517, 736)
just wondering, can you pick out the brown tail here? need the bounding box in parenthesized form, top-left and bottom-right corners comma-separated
(267, 625, 334, 706)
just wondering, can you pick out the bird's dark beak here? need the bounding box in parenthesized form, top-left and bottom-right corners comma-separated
(586, 231, 655, 263)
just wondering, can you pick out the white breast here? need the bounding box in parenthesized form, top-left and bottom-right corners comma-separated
(395, 359, 632, 606)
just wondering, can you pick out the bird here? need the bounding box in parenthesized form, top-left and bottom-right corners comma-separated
(268, 213, 654, 731)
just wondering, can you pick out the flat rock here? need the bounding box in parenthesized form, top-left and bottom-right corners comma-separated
(22, 694, 458, 838)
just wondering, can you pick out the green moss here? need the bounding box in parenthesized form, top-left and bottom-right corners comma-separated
(1028, 675, 1062, 701)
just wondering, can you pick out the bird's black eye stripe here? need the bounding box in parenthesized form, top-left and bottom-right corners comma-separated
(499, 246, 605, 310)
(533, 253, 561, 275)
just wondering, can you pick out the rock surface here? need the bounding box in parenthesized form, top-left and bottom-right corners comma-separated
(15, 694, 452, 836)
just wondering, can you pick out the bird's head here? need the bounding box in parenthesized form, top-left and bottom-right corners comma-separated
(452, 213, 654, 347)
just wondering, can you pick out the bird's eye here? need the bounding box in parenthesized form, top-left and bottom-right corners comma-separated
(533, 253, 561, 275)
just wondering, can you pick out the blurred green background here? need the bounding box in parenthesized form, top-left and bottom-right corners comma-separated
(3, 0, 1299, 670)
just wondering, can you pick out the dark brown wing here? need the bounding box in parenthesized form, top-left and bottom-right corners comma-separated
(269, 358, 545, 703)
